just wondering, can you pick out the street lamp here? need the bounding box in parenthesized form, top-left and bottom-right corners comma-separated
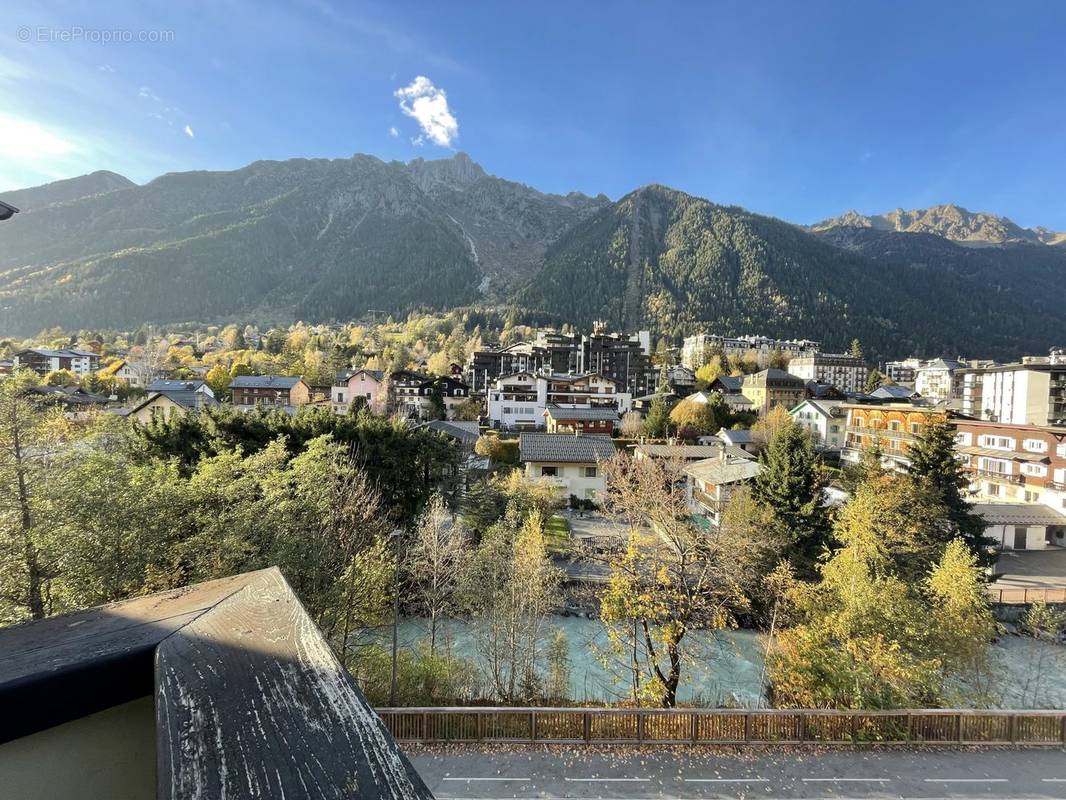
(388, 527, 404, 706)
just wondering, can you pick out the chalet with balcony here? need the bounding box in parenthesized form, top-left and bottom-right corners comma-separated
(841, 402, 945, 471)
(230, 375, 310, 409)
(544, 405, 619, 434)
(684, 450, 762, 528)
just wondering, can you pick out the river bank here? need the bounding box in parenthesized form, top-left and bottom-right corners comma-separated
(388, 615, 1066, 709)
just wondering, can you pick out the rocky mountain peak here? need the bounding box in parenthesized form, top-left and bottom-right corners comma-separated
(405, 152, 487, 194)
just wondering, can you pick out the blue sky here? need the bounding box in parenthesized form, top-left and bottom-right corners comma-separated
(3, 1, 1065, 228)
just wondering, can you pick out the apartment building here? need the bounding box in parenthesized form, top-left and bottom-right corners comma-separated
(788, 353, 868, 394)
(955, 420, 1066, 509)
(681, 334, 820, 370)
(884, 358, 922, 384)
(840, 402, 945, 471)
(959, 360, 1066, 427)
(487, 371, 631, 431)
(914, 358, 966, 403)
(468, 325, 655, 396)
(13, 348, 100, 376)
(740, 368, 806, 415)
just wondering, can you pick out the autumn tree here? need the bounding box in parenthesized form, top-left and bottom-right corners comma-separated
(620, 410, 644, 439)
(598, 452, 743, 706)
(669, 397, 717, 437)
(0, 374, 71, 622)
(406, 493, 468, 654)
(464, 506, 561, 701)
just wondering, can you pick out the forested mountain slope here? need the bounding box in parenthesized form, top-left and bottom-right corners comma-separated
(520, 186, 1066, 359)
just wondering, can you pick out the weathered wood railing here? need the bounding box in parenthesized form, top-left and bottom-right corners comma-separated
(988, 586, 1066, 604)
(377, 707, 1066, 746)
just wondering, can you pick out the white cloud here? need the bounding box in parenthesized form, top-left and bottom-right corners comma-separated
(388, 126, 399, 137)
(98, 64, 116, 73)
(138, 86, 160, 102)
(184, 125, 195, 138)
(394, 75, 458, 147)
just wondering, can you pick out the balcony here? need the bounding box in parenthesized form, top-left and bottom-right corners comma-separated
(967, 468, 1024, 485)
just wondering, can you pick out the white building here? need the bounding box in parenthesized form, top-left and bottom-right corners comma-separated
(13, 348, 100, 376)
(960, 362, 1066, 427)
(913, 358, 966, 403)
(883, 358, 922, 384)
(681, 334, 820, 369)
(519, 432, 616, 503)
(788, 353, 868, 394)
(789, 399, 847, 450)
(487, 372, 631, 431)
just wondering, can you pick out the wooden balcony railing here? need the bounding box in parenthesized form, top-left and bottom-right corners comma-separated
(377, 706, 1066, 746)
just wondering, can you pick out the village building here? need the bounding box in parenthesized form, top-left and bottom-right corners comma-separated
(684, 450, 762, 528)
(741, 368, 806, 415)
(519, 432, 616, 504)
(230, 375, 311, 410)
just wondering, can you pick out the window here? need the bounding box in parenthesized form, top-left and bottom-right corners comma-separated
(986, 483, 1000, 496)
(978, 434, 1015, 451)
(889, 420, 900, 431)
(1024, 490, 1041, 502)
(584, 466, 598, 478)
(910, 422, 922, 434)
(1021, 463, 1047, 477)
(955, 431, 972, 446)
(1058, 443, 1066, 459)
(540, 466, 558, 477)
(1023, 439, 1048, 453)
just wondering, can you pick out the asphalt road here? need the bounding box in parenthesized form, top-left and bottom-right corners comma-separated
(408, 745, 1066, 799)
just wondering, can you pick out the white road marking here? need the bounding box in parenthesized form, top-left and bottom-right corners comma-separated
(684, 777, 769, 782)
(441, 776, 533, 781)
(924, 778, 1009, 783)
(1042, 778, 1066, 782)
(803, 777, 890, 782)
(564, 776, 650, 782)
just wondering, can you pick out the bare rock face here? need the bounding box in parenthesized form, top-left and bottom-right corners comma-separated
(810, 203, 1064, 246)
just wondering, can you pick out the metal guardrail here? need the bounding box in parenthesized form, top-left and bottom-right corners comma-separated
(378, 707, 1066, 746)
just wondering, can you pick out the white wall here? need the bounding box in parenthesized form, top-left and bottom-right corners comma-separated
(0, 696, 155, 800)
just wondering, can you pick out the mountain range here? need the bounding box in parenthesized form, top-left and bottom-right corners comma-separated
(1, 154, 1064, 361)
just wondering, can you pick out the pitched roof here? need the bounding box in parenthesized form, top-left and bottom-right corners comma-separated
(684, 455, 762, 485)
(519, 432, 616, 463)
(336, 368, 384, 383)
(743, 368, 804, 387)
(717, 428, 754, 444)
(0, 568, 431, 798)
(545, 406, 619, 421)
(711, 375, 743, 392)
(230, 374, 303, 389)
(417, 419, 481, 444)
(974, 503, 1066, 527)
(128, 391, 219, 415)
(636, 442, 753, 461)
(147, 379, 206, 392)
(871, 384, 919, 400)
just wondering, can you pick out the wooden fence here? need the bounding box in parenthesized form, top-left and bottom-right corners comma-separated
(988, 586, 1066, 604)
(378, 707, 1066, 746)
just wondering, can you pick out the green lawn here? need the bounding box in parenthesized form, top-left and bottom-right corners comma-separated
(544, 514, 572, 553)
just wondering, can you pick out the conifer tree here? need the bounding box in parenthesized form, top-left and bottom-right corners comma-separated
(751, 423, 830, 579)
(907, 418, 993, 567)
